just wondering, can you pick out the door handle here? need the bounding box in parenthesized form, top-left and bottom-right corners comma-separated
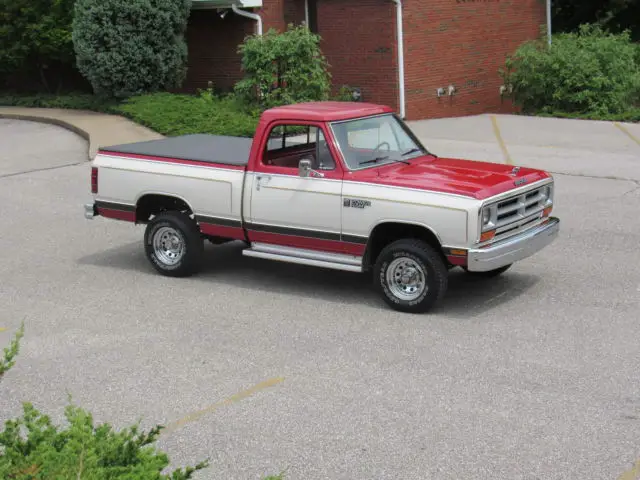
(256, 175, 271, 191)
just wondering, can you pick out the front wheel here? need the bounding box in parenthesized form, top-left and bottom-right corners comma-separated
(373, 239, 448, 313)
(144, 211, 204, 277)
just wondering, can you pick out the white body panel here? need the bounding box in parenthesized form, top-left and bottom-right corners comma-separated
(341, 180, 476, 247)
(245, 171, 343, 234)
(92, 154, 246, 223)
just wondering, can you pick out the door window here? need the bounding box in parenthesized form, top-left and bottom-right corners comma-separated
(263, 124, 336, 171)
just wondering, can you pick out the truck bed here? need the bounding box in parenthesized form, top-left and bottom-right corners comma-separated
(100, 134, 253, 167)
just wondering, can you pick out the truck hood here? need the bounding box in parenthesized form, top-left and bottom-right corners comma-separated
(365, 156, 551, 200)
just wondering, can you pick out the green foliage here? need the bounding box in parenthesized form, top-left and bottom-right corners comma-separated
(0, 0, 76, 91)
(0, 90, 263, 136)
(0, 402, 209, 479)
(115, 91, 261, 137)
(235, 24, 331, 108)
(333, 85, 357, 102)
(0, 323, 24, 381)
(72, 0, 192, 98)
(0, 92, 117, 112)
(0, 325, 281, 479)
(552, 0, 640, 41)
(503, 24, 640, 117)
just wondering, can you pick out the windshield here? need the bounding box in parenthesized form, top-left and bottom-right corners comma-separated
(329, 114, 428, 170)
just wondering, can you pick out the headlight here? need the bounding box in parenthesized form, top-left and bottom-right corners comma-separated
(482, 208, 491, 226)
(540, 186, 550, 201)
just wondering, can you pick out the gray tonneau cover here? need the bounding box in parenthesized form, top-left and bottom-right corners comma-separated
(100, 134, 252, 166)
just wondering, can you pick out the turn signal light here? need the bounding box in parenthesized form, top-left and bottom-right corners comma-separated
(91, 167, 98, 194)
(480, 230, 496, 243)
(542, 206, 553, 217)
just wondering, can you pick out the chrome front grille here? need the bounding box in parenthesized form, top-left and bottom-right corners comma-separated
(495, 187, 549, 229)
(479, 181, 553, 243)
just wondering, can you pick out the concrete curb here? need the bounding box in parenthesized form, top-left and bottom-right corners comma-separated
(0, 107, 164, 160)
(0, 112, 92, 152)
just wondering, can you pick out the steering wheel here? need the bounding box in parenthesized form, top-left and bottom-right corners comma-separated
(372, 141, 391, 157)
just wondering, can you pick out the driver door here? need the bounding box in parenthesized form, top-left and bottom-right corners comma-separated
(245, 122, 346, 253)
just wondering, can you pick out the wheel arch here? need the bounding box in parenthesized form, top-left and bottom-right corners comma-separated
(135, 192, 195, 224)
(362, 221, 445, 268)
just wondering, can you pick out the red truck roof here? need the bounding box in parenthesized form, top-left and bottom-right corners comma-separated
(262, 101, 395, 122)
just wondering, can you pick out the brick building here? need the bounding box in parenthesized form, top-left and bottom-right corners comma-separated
(184, 0, 546, 121)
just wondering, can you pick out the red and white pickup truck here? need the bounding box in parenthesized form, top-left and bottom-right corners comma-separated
(84, 101, 559, 313)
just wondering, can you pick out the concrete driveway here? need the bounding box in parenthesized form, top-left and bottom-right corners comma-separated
(1, 115, 639, 480)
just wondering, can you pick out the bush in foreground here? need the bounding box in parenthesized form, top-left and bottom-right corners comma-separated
(1, 324, 209, 479)
(72, 0, 192, 98)
(1, 325, 284, 479)
(235, 24, 331, 108)
(502, 24, 640, 117)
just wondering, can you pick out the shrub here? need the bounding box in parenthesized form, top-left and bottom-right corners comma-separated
(0, 0, 77, 92)
(72, 0, 192, 99)
(0, 92, 117, 112)
(0, 402, 209, 479)
(502, 24, 640, 116)
(0, 323, 24, 382)
(0, 324, 283, 479)
(235, 24, 331, 108)
(115, 91, 261, 137)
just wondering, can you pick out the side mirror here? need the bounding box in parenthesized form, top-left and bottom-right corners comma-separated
(299, 158, 312, 177)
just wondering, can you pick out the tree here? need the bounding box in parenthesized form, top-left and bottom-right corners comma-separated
(0, 0, 77, 92)
(72, 0, 192, 98)
(234, 24, 331, 108)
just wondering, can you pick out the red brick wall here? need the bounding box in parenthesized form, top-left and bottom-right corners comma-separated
(403, 0, 545, 120)
(183, 10, 254, 92)
(258, 0, 287, 31)
(182, 0, 544, 120)
(316, 0, 397, 109)
(284, 0, 307, 25)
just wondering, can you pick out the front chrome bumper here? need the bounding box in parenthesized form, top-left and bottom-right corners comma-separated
(84, 202, 97, 220)
(467, 217, 560, 272)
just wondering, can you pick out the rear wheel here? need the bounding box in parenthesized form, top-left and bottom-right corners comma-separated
(463, 264, 512, 278)
(373, 239, 448, 313)
(144, 211, 204, 277)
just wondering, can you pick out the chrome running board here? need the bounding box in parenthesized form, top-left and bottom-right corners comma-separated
(242, 242, 363, 273)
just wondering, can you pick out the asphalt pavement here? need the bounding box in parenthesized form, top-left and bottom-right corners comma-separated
(1, 115, 639, 480)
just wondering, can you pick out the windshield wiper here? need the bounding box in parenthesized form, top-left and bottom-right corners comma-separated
(359, 155, 412, 166)
(401, 148, 422, 157)
(359, 156, 389, 166)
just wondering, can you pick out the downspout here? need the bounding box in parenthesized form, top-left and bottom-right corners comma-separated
(546, 0, 552, 46)
(304, 0, 309, 27)
(391, 0, 405, 119)
(231, 3, 263, 35)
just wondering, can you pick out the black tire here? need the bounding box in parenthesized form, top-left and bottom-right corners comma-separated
(463, 264, 512, 278)
(373, 239, 448, 314)
(144, 211, 204, 277)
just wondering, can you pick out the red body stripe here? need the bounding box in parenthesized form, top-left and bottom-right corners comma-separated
(97, 208, 136, 222)
(98, 150, 247, 171)
(247, 231, 366, 256)
(199, 223, 246, 240)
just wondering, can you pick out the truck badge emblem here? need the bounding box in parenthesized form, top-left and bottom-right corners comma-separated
(514, 178, 527, 186)
(344, 198, 371, 209)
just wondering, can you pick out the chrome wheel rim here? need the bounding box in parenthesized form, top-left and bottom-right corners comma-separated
(386, 257, 427, 301)
(152, 226, 185, 266)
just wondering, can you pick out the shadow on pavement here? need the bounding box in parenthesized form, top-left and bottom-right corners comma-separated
(77, 240, 540, 316)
